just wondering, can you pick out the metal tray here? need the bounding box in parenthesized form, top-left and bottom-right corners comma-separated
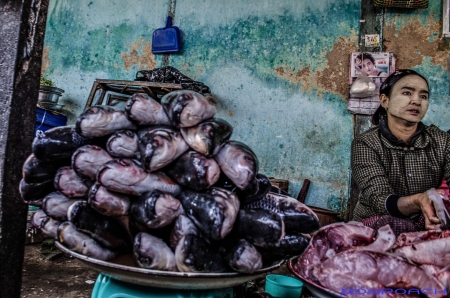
(287, 256, 345, 298)
(55, 241, 284, 290)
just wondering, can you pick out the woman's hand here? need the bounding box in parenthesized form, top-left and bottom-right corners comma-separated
(397, 192, 441, 230)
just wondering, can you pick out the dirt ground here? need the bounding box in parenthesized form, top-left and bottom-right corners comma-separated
(21, 243, 98, 298)
(20, 241, 315, 298)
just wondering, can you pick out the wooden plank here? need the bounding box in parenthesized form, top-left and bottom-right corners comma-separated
(345, 0, 383, 221)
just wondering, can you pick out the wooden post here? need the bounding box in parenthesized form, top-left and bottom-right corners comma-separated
(346, 0, 384, 221)
(0, 1, 49, 296)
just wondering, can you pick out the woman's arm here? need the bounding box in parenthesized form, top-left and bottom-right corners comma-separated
(397, 193, 440, 230)
(351, 137, 394, 216)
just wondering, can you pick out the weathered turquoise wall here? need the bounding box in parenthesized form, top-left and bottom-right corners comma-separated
(43, 0, 377, 215)
(383, 2, 450, 131)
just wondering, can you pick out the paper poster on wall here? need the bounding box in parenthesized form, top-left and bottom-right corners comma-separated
(347, 52, 396, 115)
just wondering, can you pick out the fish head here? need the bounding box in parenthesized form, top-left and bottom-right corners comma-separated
(161, 90, 217, 127)
(216, 141, 259, 190)
(97, 159, 146, 186)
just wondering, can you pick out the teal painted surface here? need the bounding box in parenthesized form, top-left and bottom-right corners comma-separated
(385, 3, 450, 132)
(43, 0, 361, 213)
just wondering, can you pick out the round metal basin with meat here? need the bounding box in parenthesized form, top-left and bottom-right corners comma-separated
(287, 256, 344, 298)
(55, 241, 284, 290)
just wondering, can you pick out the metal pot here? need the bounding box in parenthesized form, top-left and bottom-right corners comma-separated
(38, 85, 64, 103)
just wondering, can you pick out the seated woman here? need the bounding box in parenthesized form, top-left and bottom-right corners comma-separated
(351, 69, 450, 235)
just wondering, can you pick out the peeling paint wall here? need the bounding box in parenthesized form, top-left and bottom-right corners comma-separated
(42, 0, 362, 213)
(383, 2, 450, 131)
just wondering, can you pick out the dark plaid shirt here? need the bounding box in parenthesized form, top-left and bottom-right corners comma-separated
(351, 122, 450, 221)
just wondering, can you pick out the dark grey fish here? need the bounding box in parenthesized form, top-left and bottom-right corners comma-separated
(72, 145, 112, 180)
(236, 173, 272, 205)
(130, 190, 183, 229)
(30, 209, 48, 228)
(180, 118, 233, 156)
(134, 232, 177, 271)
(22, 154, 68, 184)
(42, 192, 82, 221)
(88, 183, 131, 217)
(54, 166, 90, 198)
(40, 216, 62, 239)
(106, 130, 140, 159)
(138, 126, 189, 172)
(221, 238, 263, 274)
(214, 140, 259, 190)
(125, 93, 171, 126)
(170, 215, 199, 251)
(165, 150, 221, 192)
(68, 200, 131, 251)
(178, 187, 240, 240)
(97, 159, 181, 196)
(72, 145, 113, 180)
(19, 179, 55, 202)
(243, 192, 320, 234)
(32, 126, 90, 162)
(235, 209, 285, 247)
(260, 234, 310, 258)
(160, 90, 217, 128)
(76, 105, 137, 138)
(57, 221, 118, 261)
(175, 233, 229, 273)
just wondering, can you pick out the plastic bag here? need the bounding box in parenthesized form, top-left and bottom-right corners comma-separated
(349, 72, 376, 98)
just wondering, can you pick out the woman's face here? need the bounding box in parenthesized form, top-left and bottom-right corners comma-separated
(380, 75, 429, 125)
(362, 58, 376, 74)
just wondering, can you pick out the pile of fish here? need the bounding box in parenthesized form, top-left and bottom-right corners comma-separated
(292, 220, 450, 298)
(22, 89, 321, 274)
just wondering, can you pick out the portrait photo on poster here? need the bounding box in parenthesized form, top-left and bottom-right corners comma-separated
(351, 52, 390, 78)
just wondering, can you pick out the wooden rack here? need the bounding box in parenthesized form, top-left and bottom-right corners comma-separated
(84, 79, 182, 110)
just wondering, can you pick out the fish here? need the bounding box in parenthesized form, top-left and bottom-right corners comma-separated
(130, 190, 183, 229)
(260, 233, 310, 258)
(71, 145, 113, 180)
(40, 216, 62, 239)
(22, 154, 68, 184)
(76, 105, 137, 138)
(138, 126, 189, 172)
(133, 232, 177, 271)
(214, 140, 259, 190)
(243, 192, 320, 234)
(175, 233, 229, 273)
(88, 183, 131, 217)
(236, 173, 272, 205)
(170, 215, 199, 251)
(41, 192, 82, 221)
(57, 221, 118, 261)
(178, 187, 240, 240)
(234, 208, 285, 248)
(106, 130, 140, 159)
(19, 179, 55, 202)
(160, 90, 217, 128)
(67, 200, 131, 251)
(180, 118, 233, 156)
(54, 166, 91, 198)
(221, 238, 263, 274)
(30, 209, 48, 229)
(165, 150, 221, 192)
(97, 159, 181, 196)
(312, 250, 445, 298)
(294, 222, 376, 280)
(393, 231, 450, 267)
(32, 126, 90, 162)
(124, 93, 171, 126)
